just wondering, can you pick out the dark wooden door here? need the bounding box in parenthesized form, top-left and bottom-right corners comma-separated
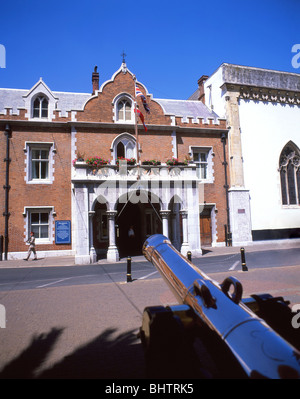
(200, 214, 212, 246)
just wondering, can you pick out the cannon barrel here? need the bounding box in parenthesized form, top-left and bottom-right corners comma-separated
(142, 234, 300, 379)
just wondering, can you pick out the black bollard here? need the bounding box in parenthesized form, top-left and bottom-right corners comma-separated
(0, 235, 3, 261)
(127, 256, 132, 282)
(240, 247, 248, 271)
(187, 251, 192, 262)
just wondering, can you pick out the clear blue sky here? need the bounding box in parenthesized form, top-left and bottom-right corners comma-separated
(0, 0, 299, 99)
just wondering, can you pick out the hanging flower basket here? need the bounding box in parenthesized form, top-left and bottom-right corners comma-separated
(116, 157, 136, 165)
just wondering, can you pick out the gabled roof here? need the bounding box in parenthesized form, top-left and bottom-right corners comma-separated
(0, 64, 221, 121)
(52, 91, 91, 117)
(0, 85, 91, 116)
(0, 88, 28, 114)
(155, 98, 220, 121)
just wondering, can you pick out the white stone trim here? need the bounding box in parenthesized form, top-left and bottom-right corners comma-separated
(7, 249, 75, 261)
(23, 206, 56, 245)
(171, 130, 177, 158)
(112, 92, 135, 124)
(22, 78, 58, 121)
(189, 145, 214, 183)
(24, 141, 56, 184)
(110, 132, 137, 164)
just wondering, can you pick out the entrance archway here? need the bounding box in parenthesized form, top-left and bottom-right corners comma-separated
(93, 200, 109, 260)
(116, 190, 162, 258)
(116, 201, 141, 257)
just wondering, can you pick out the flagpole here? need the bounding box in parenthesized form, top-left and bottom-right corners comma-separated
(133, 75, 140, 167)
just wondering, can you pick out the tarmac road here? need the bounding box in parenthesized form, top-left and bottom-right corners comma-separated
(0, 246, 299, 291)
(0, 241, 299, 379)
(0, 263, 299, 379)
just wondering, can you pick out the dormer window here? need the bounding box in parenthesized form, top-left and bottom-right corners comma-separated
(117, 99, 132, 121)
(33, 96, 48, 118)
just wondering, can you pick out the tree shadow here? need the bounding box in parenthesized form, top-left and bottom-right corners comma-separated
(0, 327, 145, 379)
(0, 327, 64, 379)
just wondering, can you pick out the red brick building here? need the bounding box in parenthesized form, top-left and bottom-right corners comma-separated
(0, 62, 229, 263)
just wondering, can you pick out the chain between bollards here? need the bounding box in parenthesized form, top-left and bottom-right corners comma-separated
(127, 256, 132, 282)
(240, 247, 248, 271)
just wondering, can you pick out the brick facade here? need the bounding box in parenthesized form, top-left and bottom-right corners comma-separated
(0, 62, 229, 261)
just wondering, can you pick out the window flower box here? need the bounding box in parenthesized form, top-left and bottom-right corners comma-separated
(141, 160, 161, 166)
(166, 157, 188, 166)
(116, 157, 136, 165)
(86, 157, 110, 168)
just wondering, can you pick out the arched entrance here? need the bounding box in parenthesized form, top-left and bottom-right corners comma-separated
(116, 201, 141, 257)
(116, 190, 162, 258)
(93, 200, 109, 260)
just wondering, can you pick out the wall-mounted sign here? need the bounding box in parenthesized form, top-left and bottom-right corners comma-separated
(55, 220, 71, 244)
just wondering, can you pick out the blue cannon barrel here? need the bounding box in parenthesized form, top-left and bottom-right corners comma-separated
(143, 234, 300, 379)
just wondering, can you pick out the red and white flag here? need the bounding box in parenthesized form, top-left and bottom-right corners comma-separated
(135, 108, 147, 132)
(135, 84, 150, 113)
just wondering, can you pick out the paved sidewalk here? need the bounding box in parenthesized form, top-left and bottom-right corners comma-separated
(0, 238, 299, 268)
(0, 255, 76, 268)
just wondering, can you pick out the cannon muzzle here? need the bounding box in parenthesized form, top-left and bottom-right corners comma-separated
(141, 234, 300, 379)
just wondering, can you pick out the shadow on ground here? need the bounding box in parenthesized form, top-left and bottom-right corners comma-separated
(0, 327, 145, 379)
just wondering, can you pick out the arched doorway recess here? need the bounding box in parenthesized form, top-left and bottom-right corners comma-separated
(116, 190, 162, 258)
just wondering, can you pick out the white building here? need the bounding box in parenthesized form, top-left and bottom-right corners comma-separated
(191, 63, 300, 244)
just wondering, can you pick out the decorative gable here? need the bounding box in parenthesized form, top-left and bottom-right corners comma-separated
(22, 78, 58, 121)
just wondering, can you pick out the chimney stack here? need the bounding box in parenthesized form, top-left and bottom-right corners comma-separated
(197, 75, 209, 104)
(92, 66, 99, 94)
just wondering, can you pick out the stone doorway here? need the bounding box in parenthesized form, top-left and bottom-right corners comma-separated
(200, 206, 212, 246)
(116, 192, 162, 258)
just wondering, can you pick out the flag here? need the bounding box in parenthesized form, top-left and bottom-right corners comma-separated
(135, 84, 143, 97)
(141, 95, 150, 113)
(135, 108, 147, 132)
(135, 84, 150, 114)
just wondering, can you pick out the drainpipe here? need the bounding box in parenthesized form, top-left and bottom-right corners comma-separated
(221, 132, 232, 246)
(3, 124, 11, 260)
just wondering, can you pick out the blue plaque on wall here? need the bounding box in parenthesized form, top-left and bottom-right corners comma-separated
(55, 220, 71, 244)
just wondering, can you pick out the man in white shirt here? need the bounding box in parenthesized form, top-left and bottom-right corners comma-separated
(24, 232, 38, 261)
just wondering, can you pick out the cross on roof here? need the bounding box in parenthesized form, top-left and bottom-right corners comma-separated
(121, 51, 127, 63)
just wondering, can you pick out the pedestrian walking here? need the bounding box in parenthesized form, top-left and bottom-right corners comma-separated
(24, 232, 38, 261)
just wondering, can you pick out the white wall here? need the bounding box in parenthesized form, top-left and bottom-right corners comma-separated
(204, 67, 225, 117)
(239, 99, 300, 231)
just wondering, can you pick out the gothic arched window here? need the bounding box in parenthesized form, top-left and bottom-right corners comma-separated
(117, 141, 125, 158)
(33, 95, 48, 118)
(279, 142, 300, 205)
(117, 99, 132, 121)
(111, 133, 136, 164)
